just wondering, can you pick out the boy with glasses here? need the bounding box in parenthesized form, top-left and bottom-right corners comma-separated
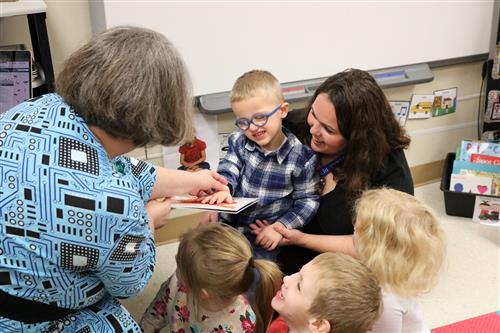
(203, 70, 319, 260)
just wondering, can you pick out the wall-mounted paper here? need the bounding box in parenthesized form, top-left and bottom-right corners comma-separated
(433, 87, 457, 117)
(408, 94, 434, 119)
(389, 100, 410, 126)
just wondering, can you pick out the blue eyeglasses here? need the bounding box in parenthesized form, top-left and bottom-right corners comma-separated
(234, 104, 282, 131)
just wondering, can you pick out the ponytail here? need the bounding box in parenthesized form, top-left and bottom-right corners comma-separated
(252, 259, 283, 333)
(176, 224, 283, 333)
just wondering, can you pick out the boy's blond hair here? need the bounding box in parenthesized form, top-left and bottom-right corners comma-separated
(230, 70, 284, 104)
(354, 188, 446, 297)
(309, 252, 383, 333)
(176, 223, 283, 333)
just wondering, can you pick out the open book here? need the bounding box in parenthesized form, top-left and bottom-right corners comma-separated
(171, 196, 258, 214)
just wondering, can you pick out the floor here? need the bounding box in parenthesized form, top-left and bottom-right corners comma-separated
(120, 182, 499, 330)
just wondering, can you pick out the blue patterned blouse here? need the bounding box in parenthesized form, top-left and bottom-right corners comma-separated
(0, 93, 157, 309)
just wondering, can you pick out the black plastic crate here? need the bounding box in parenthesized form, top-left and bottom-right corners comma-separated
(440, 152, 498, 218)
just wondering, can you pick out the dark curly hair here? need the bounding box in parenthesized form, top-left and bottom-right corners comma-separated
(294, 69, 410, 200)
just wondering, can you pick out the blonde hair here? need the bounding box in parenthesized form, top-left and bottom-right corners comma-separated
(354, 188, 446, 297)
(230, 70, 283, 104)
(309, 253, 383, 333)
(176, 223, 283, 333)
(56, 25, 194, 147)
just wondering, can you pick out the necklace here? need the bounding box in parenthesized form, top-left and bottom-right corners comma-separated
(319, 154, 345, 190)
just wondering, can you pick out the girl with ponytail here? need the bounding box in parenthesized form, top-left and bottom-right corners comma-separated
(140, 223, 283, 333)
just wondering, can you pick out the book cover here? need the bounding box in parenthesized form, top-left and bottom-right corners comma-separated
(171, 196, 258, 214)
(449, 174, 492, 195)
(458, 169, 500, 196)
(459, 140, 500, 162)
(470, 153, 500, 166)
(452, 159, 499, 175)
(472, 196, 499, 226)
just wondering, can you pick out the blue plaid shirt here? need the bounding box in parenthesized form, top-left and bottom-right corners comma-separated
(218, 127, 319, 230)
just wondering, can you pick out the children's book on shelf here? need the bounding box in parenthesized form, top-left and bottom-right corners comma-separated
(452, 159, 499, 175)
(171, 196, 258, 214)
(457, 169, 500, 196)
(472, 196, 500, 226)
(458, 140, 499, 162)
(470, 153, 500, 166)
(450, 140, 500, 197)
(449, 174, 492, 195)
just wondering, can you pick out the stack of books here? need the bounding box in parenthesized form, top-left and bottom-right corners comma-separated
(449, 140, 499, 196)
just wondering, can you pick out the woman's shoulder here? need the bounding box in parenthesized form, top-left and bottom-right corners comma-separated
(372, 149, 414, 194)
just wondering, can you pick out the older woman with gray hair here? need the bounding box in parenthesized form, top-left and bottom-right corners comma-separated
(0, 26, 228, 332)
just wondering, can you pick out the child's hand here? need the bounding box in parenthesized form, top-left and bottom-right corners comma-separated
(200, 189, 233, 204)
(200, 212, 219, 224)
(255, 222, 284, 251)
(249, 219, 270, 235)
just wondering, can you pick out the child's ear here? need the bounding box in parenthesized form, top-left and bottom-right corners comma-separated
(280, 102, 290, 118)
(308, 318, 331, 333)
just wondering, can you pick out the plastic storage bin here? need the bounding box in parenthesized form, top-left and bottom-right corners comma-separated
(440, 152, 498, 218)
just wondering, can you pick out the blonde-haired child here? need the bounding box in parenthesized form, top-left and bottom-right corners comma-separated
(140, 223, 283, 333)
(354, 188, 446, 332)
(270, 252, 383, 333)
(204, 69, 319, 260)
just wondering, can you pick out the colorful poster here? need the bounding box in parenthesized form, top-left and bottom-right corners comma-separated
(389, 101, 410, 126)
(472, 196, 500, 226)
(408, 94, 434, 119)
(433, 87, 457, 117)
(484, 90, 500, 124)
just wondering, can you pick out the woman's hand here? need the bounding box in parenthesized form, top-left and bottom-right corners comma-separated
(152, 167, 229, 199)
(273, 222, 306, 247)
(250, 220, 306, 247)
(145, 198, 172, 231)
(188, 170, 229, 196)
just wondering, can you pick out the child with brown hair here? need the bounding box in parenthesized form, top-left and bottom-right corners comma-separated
(354, 188, 446, 332)
(269, 252, 383, 333)
(140, 223, 283, 333)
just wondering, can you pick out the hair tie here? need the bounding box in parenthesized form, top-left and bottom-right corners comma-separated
(249, 266, 261, 300)
(248, 257, 255, 268)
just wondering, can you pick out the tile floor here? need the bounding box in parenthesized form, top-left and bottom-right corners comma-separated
(120, 182, 499, 330)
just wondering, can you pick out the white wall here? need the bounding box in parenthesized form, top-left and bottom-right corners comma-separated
(0, 1, 484, 168)
(0, 0, 92, 76)
(95, 1, 493, 96)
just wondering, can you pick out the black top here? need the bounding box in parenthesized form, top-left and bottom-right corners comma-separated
(276, 149, 414, 275)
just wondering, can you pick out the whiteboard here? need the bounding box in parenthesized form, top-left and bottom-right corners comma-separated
(92, 1, 494, 96)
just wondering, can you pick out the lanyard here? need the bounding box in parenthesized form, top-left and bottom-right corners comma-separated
(319, 154, 345, 178)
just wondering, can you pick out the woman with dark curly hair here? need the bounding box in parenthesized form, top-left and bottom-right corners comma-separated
(250, 69, 413, 275)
